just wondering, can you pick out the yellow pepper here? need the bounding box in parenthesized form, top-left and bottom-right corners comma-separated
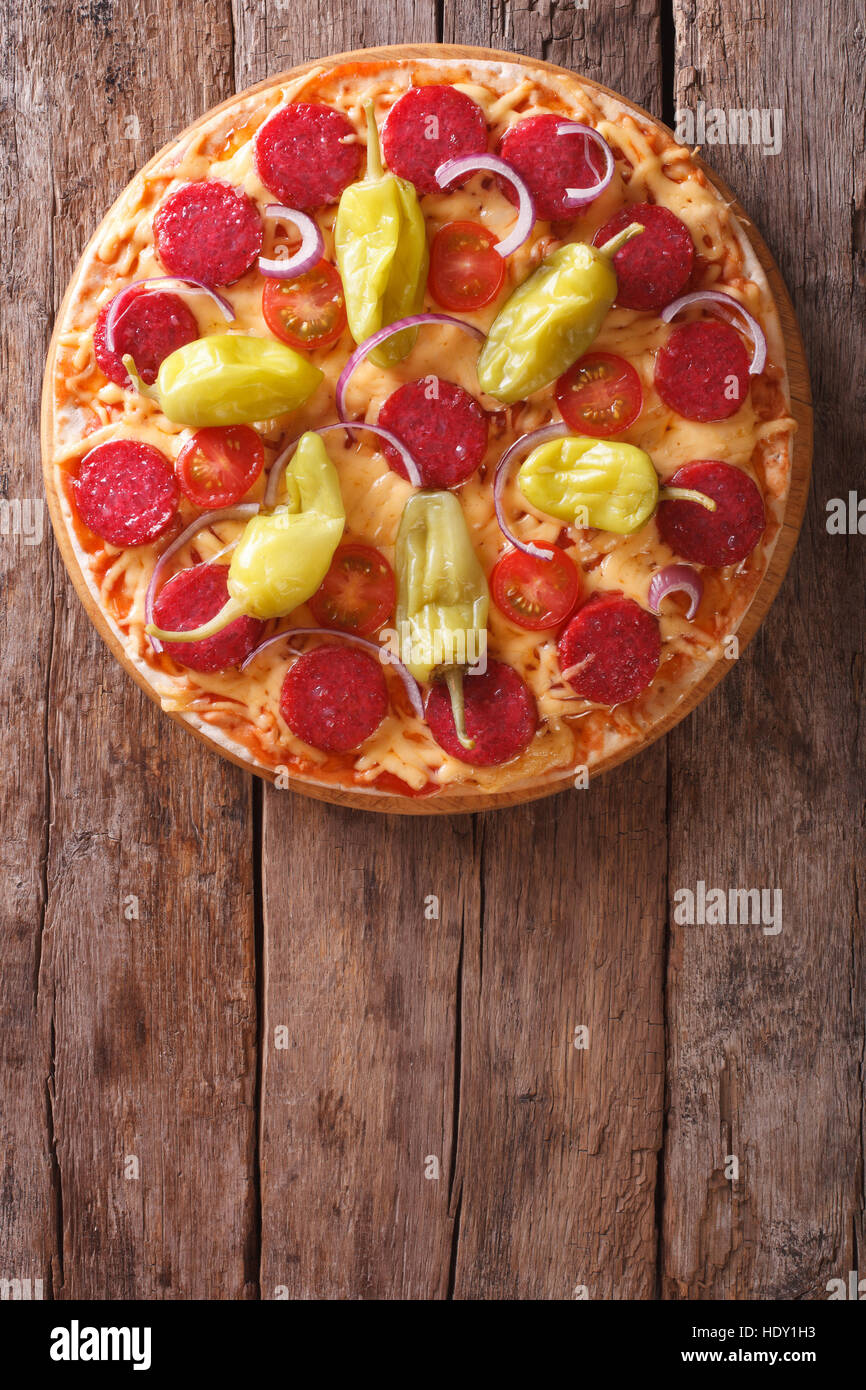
(124, 335, 323, 427)
(147, 432, 345, 642)
(517, 435, 717, 535)
(334, 101, 429, 367)
(477, 225, 644, 404)
(395, 491, 488, 748)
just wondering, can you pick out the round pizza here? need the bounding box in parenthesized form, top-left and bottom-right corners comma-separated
(42, 47, 799, 808)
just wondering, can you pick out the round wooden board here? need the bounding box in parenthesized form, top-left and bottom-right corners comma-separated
(41, 42, 812, 816)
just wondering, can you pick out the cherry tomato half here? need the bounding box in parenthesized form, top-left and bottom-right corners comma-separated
(176, 425, 264, 509)
(491, 545, 581, 631)
(429, 221, 506, 313)
(556, 352, 643, 438)
(308, 543, 396, 636)
(262, 260, 346, 351)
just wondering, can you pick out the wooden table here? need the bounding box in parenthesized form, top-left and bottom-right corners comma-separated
(2, 0, 862, 1300)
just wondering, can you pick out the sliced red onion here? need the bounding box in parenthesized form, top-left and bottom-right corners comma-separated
(241, 626, 425, 720)
(144, 503, 260, 652)
(263, 421, 422, 508)
(493, 422, 573, 558)
(661, 290, 767, 375)
(434, 154, 535, 258)
(258, 204, 324, 279)
(556, 121, 616, 207)
(648, 564, 703, 620)
(336, 313, 485, 423)
(104, 277, 234, 355)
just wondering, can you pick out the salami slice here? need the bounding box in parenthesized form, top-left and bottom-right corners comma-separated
(94, 286, 199, 388)
(654, 319, 750, 422)
(254, 103, 361, 210)
(558, 592, 660, 706)
(279, 645, 389, 753)
(656, 460, 765, 567)
(153, 563, 264, 672)
(381, 85, 488, 196)
(592, 203, 695, 311)
(425, 659, 538, 766)
(496, 114, 605, 222)
(153, 181, 262, 287)
(73, 440, 179, 547)
(377, 377, 488, 487)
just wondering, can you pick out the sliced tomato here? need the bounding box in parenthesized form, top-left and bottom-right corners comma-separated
(429, 221, 506, 313)
(176, 425, 264, 508)
(556, 352, 643, 438)
(491, 544, 581, 631)
(308, 543, 396, 636)
(262, 259, 346, 351)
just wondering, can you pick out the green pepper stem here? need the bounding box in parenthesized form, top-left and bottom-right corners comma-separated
(443, 665, 475, 751)
(597, 222, 645, 259)
(658, 486, 718, 513)
(147, 595, 245, 643)
(122, 353, 157, 399)
(363, 100, 384, 180)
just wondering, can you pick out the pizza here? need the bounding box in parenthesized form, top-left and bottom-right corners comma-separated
(43, 48, 797, 807)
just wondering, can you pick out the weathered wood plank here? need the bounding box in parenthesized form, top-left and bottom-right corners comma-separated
(663, 0, 865, 1298)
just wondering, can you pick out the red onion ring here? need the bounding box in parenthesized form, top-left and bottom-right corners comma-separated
(241, 626, 425, 720)
(434, 154, 535, 257)
(263, 421, 423, 508)
(258, 204, 324, 279)
(336, 313, 485, 423)
(648, 563, 703, 620)
(661, 290, 767, 375)
(144, 503, 260, 652)
(556, 121, 616, 207)
(104, 276, 234, 356)
(493, 422, 573, 558)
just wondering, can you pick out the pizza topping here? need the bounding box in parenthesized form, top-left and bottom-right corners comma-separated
(258, 204, 325, 279)
(263, 421, 423, 505)
(308, 543, 395, 635)
(647, 563, 703, 620)
(660, 289, 767, 375)
(377, 377, 488, 488)
(493, 421, 572, 557)
(124, 334, 323, 427)
(654, 319, 751, 422)
(73, 440, 180, 548)
(593, 204, 695, 312)
(656, 460, 765, 567)
(381, 85, 488, 196)
(477, 223, 644, 404)
(279, 643, 389, 753)
(254, 102, 361, 210)
(434, 154, 534, 257)
(556, 352, 643, 437)
(558, 593, 660, 705)
(429, 221, 506, 312)
(153, 181, 263, 287)
(518, 435, 661, 534)
(426, 658, 538, 766)
(144, 503, 260, 652)
(175, 425, 264, 509)
(336, 312, 484, 424)
(496, 114, 611, 221)
(152, 563, 264, 672)
(262, 260, 346, 352)
(245, 627, 424, 719)
(95, 285, 200, 388)
(491, 544, 581, 630)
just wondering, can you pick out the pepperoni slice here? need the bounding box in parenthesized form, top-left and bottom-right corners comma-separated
(496, 114, 604, 222)
(593, 204, 695, 311)
(254, 103, 361, 211)
(377, 377, 488, 488)
(656, 460, 765, 567)
(73, 441, 179, 547)
(94, 286, 199, 388)
(381, 85, 488, 196)
(654, 320, 750, 422)
(153, 563, 264, 673)
(558, 593, 660, 706)
(153, 181, 262, 288)
(425, 659, 538, 766)
(279, 645, 389, 753)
